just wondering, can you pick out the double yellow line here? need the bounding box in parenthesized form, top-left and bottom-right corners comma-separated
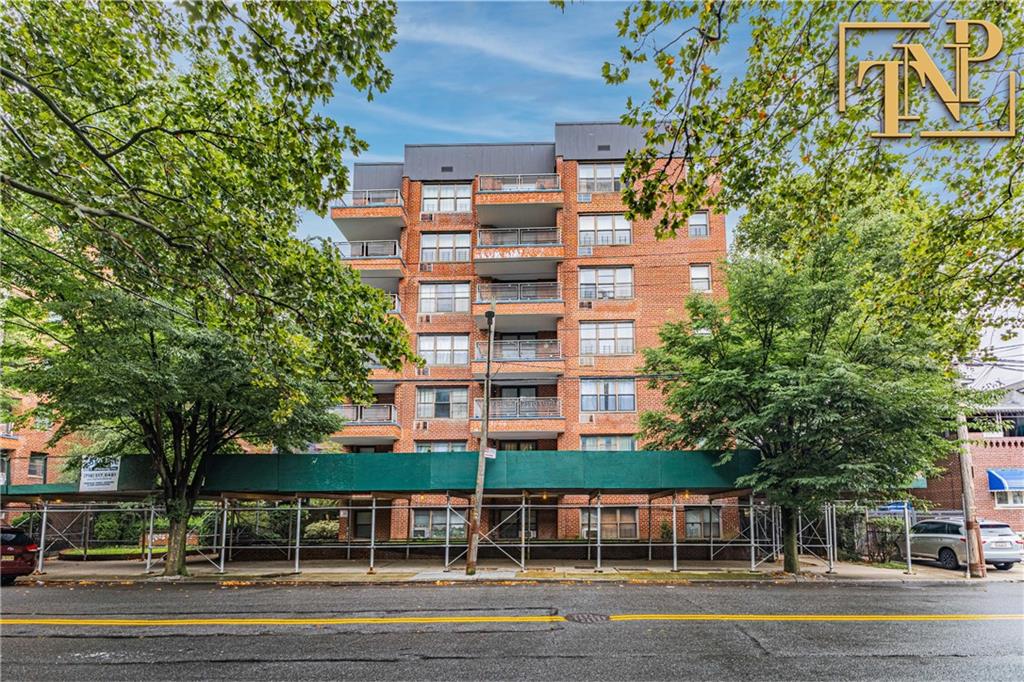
(1, 613, 1021, 627)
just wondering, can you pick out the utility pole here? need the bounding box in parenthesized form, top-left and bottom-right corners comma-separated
(957, 412, 986, 578)
(466, 305, 495, 575)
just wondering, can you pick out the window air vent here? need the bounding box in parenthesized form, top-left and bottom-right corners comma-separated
(441, 166, 453, 173)
(579, 355, 595, 367)
(597, 144, 611, 151)
(579, 413, 596, 424)
(420, 262, 434, 272)
(420, 213, 435, 222)
(416, 366, 431, 376)
(577, 193, 591, 203)
(578, 300, 593, 310)
(415, 421, 429, 430)
(416, 314, 433, 324)
(577, 246, 593, 257)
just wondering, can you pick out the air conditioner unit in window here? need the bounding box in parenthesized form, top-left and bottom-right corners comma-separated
(579, 413, 596, 424)
(416, 366, 431, 376)
(420, 263, 433, 272)
(579, 301, 593, 310)
(420, 213, 435, 222)
(577, 193, 592, 203)
(525, 530, 537, 540)
(579, 356, 595, 367)
(412, 528, 428, 539)
(577, 246, 593, 257)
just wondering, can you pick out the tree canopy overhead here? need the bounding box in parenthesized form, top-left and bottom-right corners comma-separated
(603, 0, 1022, 335)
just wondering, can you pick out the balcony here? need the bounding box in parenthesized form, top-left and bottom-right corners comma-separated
(331, 404, 400, 445)
(474, 282, 563, 332)
(476, 174, 563, 228)
(331, 189, 404, 241)
(339, 240, 404, 282)
(472, 339, 563, 380)
(471, 397, 565, 439)
(474, 227, 562, 277)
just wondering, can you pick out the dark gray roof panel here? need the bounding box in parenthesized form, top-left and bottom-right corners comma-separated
(404, 143, 556, 181)
(352, 162, 404, 190)
(555, 122, 668, 160)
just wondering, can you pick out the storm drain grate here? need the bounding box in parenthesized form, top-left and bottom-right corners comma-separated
(565, 612, 610, 624)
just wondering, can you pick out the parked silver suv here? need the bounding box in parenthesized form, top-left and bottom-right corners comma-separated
(907, 518, 1023, 571)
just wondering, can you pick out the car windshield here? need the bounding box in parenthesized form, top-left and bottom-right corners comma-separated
(980, 525, 1015, 537)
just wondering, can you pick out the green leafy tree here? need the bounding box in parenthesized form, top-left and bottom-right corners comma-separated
(640, 198, 974, 573)
(601, 0, 1022, 338)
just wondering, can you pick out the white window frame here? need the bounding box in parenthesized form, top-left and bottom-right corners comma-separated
(418, 334, 470, 366)
(415, 441, 468, 453)
(685, 506, 722, 539)
(688, 211, 709, 238)
(419, 282, 470, 314)
(577, 162, 625, 194)
(580, 507, 638, 540)
(579, 266, 633, 300)
(578, 215, 631, 246)
(994, 491, 1024, 508)
(690, 264, 712, 292)
(420, 232, 471, 263)
(412, 509, 467, 539)
(580, 321, 634, 356)
(580, 435, 636, 451)
(580, 379, 636, 413)
(421, 183, 472, 214)
(416, 387, 469, 419)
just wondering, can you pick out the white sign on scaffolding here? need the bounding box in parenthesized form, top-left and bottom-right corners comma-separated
(484, 447, 497, 460)
(79, 457, 122, 493)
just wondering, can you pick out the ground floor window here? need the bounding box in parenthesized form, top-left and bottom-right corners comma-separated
(415, 441, 468, 453)
(580, 435, 636, 451)
(580, 507, 638, 539)
(27, 452, 47, 479)
(412, 509, 467, 539)
(492, 508, 538, 539)
(685, 506, 721, 539)
(994, 490, 1024, 507)
(497, 441, 537, 451)
(352, 510, 373, 540)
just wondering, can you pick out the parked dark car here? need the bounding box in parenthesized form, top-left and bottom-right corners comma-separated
(1, 527, 39, 585)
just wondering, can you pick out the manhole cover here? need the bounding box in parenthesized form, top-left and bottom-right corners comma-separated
(565, 612, 610, 624)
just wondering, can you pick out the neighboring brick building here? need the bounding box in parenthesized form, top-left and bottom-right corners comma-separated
(1, 394, 73, 488)
(328, 122, 734, 542)
(916, 380, 1024, 531)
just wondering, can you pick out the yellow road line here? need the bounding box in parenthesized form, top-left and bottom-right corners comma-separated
(3, 613, 1023, 627)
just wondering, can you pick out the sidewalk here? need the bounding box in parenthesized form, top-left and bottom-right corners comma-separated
(18, 555, 1023, 586)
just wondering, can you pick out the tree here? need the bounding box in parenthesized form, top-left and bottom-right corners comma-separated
(640, 195, 975, 573)
(601, 1, 1022, 336)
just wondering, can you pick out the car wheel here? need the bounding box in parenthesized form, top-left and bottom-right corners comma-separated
(938, 547, 959, 571)
(0, 574, 17, 586)
(994, 563, 1014, 571)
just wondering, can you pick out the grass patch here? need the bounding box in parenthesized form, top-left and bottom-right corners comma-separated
(59, 545, 200, 559)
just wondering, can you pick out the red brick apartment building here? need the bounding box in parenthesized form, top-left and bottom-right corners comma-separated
(326, 122, 731, 542)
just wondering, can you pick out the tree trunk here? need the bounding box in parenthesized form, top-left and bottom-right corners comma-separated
(163, 497, 194, 577)
(780, 505, 800, 574)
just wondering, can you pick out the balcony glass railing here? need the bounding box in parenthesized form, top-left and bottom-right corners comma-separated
(473, 397, 562, 419)
(475, 339, 561, 361)
(339, 240, 402, 259)
(336, 189, 403, 207)
(476, 281, 561, 303)
(333, 404, 398, 424)
(477, 174, 561, 193)
(477, 227, 560, 247)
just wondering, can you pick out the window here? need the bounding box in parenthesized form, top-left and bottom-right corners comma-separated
(685, 507, 721, 539)
(579, 267, 633, 300)
(580, 321, 634, 356)
(412, 509, 467, 539)
(419, 282, 470, 313)
(980, 411, 1024, 437)
(493, 509, 538, 539)
(578, 215, 631, 246)
(353, 510, 373, 540)
(580, 435, 636, 451)
(415, 441, 468, 453)
(421, 183, 471, 213)
(497, 441, 537, 451)
(581, 379, 636, 412)
(352, 446, 378, 453)
(690, 264, 712, 292)
(27, 452, 47, 479)
(994, 491, 1024, 507)
(688, 212, 709, 238)
(416, 387, 469, 419)
(418, 334, 470, 365)
(577, 162, 625, 193)
(421, 233, 471, 263)
(580, 507, 638, 539)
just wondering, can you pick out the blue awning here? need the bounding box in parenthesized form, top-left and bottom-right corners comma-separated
(987, 469, 1024, 491)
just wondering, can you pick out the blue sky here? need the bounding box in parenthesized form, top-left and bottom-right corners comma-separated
(298, 1, 698, 240)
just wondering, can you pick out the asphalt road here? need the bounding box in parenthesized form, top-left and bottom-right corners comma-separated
(1, 582, 1022, 680)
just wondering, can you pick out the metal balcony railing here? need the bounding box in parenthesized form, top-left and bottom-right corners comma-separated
(579, 283, 635, 300)
(335, 189, 403, 207)
(473, 397, 562, 419)
(476, 281, 561, 303)
(475, 339, 561, 361)
(477, 174, 561, 193)
(477, 227, 560, 247)
(333, 404, 398, 424)
(339, 240, 402, 259)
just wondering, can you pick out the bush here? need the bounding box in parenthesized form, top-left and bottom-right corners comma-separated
(659, 519, 673, 540)
(303, 519, 340, 541)
(865, 516, 906, 564)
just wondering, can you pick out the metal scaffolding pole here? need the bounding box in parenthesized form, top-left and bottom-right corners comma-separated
(145, 505, 156, 573)
(444, 495, 451, 571)
(293, 497, 303, 574)
(218, 500, 229, 573)
(36, 503, 48, 574)
(903, 501, 913, 574)
(671, 495, 678, 572)
(749, 495, 756, 571)
(368, 496, 377, 573)
(595, 493, 602, 571)
(825, 504, 835, 573)
(647, 501, 653, 562)
(520, 493, 527, 570)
